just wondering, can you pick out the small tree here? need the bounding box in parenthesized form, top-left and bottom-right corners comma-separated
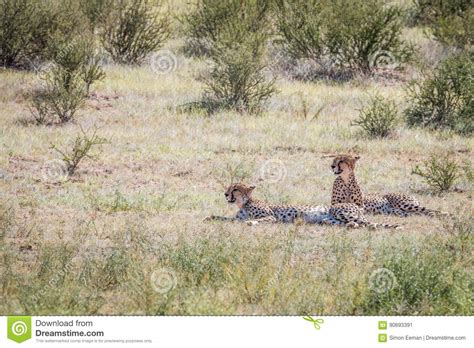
(53, 39, 105, 93)
(182, 0, 271, 56)
(274, 0, 325, 62)
(0, 0, 34, 67)
(101, 0, 170, 65)
(205, 3, 275, 113)
(325, 0, 414, 73)
(275, 0, 414, 75)
(0, 0, 91, 67)
(204, 30, 276, 114)
(51, 127, 108, 176)
(413, 0, 473, 50)
(353, 95, 399, 138)
(405, 53, 473, 135)
(30, 69, 87, 124)
(80, 0, 113, 31)
(412, 155, 460, 193)
(30, 38, 105, 124)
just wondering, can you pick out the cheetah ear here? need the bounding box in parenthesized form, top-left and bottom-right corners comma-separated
(248, 185, 256, 191)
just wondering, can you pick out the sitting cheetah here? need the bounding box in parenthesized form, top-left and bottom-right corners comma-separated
(330, 154, 447, 217)
(204, 183, 400, 229)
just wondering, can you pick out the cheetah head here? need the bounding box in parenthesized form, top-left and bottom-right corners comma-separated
(224, 183, 255, 207)
(331, 154, 360, 175)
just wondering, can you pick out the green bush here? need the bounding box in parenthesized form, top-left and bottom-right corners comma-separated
(412, 155, 460, 193)
(101, 0, 170, 65)
(30, 69, 87, 124)
(50, 127, 108, 176)
(413, 0, 473, 49)
(353, 95, 399, 138)
(51, 39, 105, 94)
(275, 0, 325, 62)
(0, 0, 91, 68)
(33, 0, 90, 60)
(30, 38, 104, 124)
(204, 32, 276, 114)
(196, 0, 276, 114)
(80, 0, 113, 31)
(182, 0, 271, 56)
(275, 0, 413, 74)
(326, 0, 413, 73)
(405, 53, 473, 135)
(0, 0, 35, 67)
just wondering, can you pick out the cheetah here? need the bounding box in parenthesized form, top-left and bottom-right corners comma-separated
(330, 154, 447, 217)
(204, 183, 400, 229)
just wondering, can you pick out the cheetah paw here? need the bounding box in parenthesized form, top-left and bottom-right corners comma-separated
(202, 216, 214, 222)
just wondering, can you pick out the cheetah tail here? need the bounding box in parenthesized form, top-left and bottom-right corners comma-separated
(369, 222, 403, 230)
(418, 206, 450, 217)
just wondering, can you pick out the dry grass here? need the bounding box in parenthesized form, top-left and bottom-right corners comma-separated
(0, 30, 473, 315)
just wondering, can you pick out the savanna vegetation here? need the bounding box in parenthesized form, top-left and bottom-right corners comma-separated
(0, 0, 472, 315)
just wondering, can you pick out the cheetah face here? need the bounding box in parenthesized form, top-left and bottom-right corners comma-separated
(331, 155, 360, 175)
(224, 183, 255, 206)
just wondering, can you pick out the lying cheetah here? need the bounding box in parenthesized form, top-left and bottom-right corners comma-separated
(204, 183, 400, 229)
(330, 154, 447, 217)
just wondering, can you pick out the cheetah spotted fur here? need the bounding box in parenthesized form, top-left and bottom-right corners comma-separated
(330, 155, 448, 217)
(204, 183, 400, 229)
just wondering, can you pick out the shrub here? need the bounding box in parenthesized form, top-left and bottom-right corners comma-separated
(430, 9, 473, 50)
(413, 0, 473, 49)
(0, 0, 90, 67)
(30, 38, 105, 124)
(79, 0, 113, 31)
(201, 1, 276, 114)
(353, 95, 399, 138)
(30, 69, 88, 124)
(412, 155, 460, 193)
(274, 0, 325, 62)
(31, 0, 90, 61)
(0, 0, 35, 67)
(182, 0, 271, 57)
(326, 0, 414, 73)
(51, 39, 105, 94)
(50, 127, 108, 176)
(204, 33, 276, 114)
(275, 0, 414, 74)
(101, 0, 170, 65)
(405, 53, 473, 135)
